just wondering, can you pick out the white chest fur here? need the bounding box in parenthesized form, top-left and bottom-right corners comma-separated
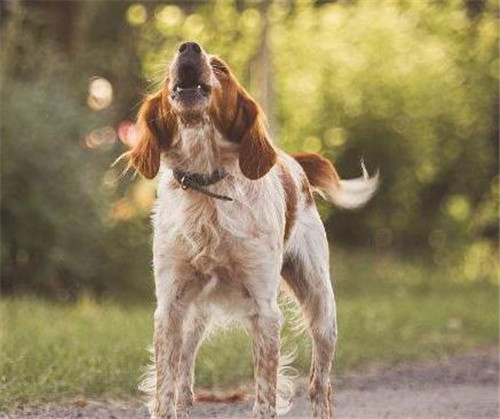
(153, 167, 284, 276)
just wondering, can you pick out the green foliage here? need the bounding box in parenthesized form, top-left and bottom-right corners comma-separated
(0, 3, 153, 299)
(270, 0, 498, 248)
(1, 0, 498, 298)
(1, 251, 498, 410)
(1, 76, 100, 294)
(0, 72, 153, 299)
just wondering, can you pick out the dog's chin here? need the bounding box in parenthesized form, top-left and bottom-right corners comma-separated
(170, 86, 211, 114)
(176, 94, 209, 113)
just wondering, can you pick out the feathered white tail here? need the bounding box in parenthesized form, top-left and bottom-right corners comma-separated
(293, 153, 379, 209)
(320, 161, 379, 209)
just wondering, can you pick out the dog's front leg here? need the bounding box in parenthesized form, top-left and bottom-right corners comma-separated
(176, 308, 210, 419)
(152, 276, 201, 419)
(152, 302, 184, 419)
(250, 299, 281, 419)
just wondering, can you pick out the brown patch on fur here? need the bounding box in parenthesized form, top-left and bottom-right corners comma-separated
(209, 56, 277, 180)
(278, 161, 298, 242)
(292, 152, 340, 189)
(128, 87, 178, 179)
(195, 389, 246, 403)
(301, 174, 315, 207)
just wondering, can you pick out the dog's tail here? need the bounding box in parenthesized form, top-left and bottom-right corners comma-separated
(293, 152, 379, 209)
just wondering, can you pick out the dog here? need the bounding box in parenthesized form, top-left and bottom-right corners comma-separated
(125, 41, 378, 419)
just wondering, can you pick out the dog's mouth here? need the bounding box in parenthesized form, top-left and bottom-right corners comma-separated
(169, 45, 213, 109)
(172, 81, 211, 97)
(170, 76, 211, 110)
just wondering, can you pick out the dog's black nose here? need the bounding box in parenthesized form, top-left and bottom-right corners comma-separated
(179, 42, 201, 54)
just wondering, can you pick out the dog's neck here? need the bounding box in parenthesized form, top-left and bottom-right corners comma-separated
(165, 113, 239, 177)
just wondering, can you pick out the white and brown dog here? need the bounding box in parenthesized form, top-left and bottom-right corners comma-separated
(126, 41, 378, 419)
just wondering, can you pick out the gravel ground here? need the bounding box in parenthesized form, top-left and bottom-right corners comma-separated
(4, 348, 499, 419)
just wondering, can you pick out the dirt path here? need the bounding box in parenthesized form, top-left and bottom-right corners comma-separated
(5, 349, 499, 419)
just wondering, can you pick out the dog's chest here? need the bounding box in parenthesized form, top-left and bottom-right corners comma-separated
(154, 189, 255, 274)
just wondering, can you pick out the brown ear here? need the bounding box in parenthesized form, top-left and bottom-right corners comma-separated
(210, 57, 277, 180)
(236, 94, 277, 180)
(129, 90, 176, 179)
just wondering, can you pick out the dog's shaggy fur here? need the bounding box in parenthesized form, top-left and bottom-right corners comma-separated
(126, 42, 378, 419)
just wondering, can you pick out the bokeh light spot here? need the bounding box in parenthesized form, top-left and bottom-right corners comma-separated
(303, 136, 322, 152)
(87, 77, 113, 111)
(184, 14, 204, 36)
(155, 5, 183, 28)
(416, 162, 436, 184)
(324, 128, 347, 148)
(118, 121, 139, 148)
(445, 195, 471, 222)
(126, 4, 147, 27)
(85, 126, 116, 150)
(241, 8, 261, 30)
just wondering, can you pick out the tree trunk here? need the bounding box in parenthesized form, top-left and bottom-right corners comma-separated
(249, 0, 276, 139)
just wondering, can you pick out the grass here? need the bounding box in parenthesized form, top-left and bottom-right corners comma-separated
(1, 250, 498, 411)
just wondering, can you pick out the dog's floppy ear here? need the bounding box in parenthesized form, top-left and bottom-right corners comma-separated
(210, 57, 277, 180)
(233, 91, 277, 180)
(129, 89, 177, 179)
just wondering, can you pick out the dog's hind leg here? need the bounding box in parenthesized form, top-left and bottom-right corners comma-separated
(176, 307, 210, 419)
(282, 212, 338, 419)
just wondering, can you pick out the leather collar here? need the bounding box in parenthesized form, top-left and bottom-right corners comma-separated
(173, 168, 233, 201)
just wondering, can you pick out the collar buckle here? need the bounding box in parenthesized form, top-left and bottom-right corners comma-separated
(180, 174, 189, 190)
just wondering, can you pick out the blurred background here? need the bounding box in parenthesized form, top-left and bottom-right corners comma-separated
(1, 0, 498, 410)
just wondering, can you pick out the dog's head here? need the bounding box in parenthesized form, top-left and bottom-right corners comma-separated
(128, 41, 277, 180)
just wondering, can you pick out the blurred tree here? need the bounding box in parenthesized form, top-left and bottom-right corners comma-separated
(0, 1, 151, 299)
(465, 0, 488, 19)
(1, 0, 498, 299)
(249, 0, 273, 123)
